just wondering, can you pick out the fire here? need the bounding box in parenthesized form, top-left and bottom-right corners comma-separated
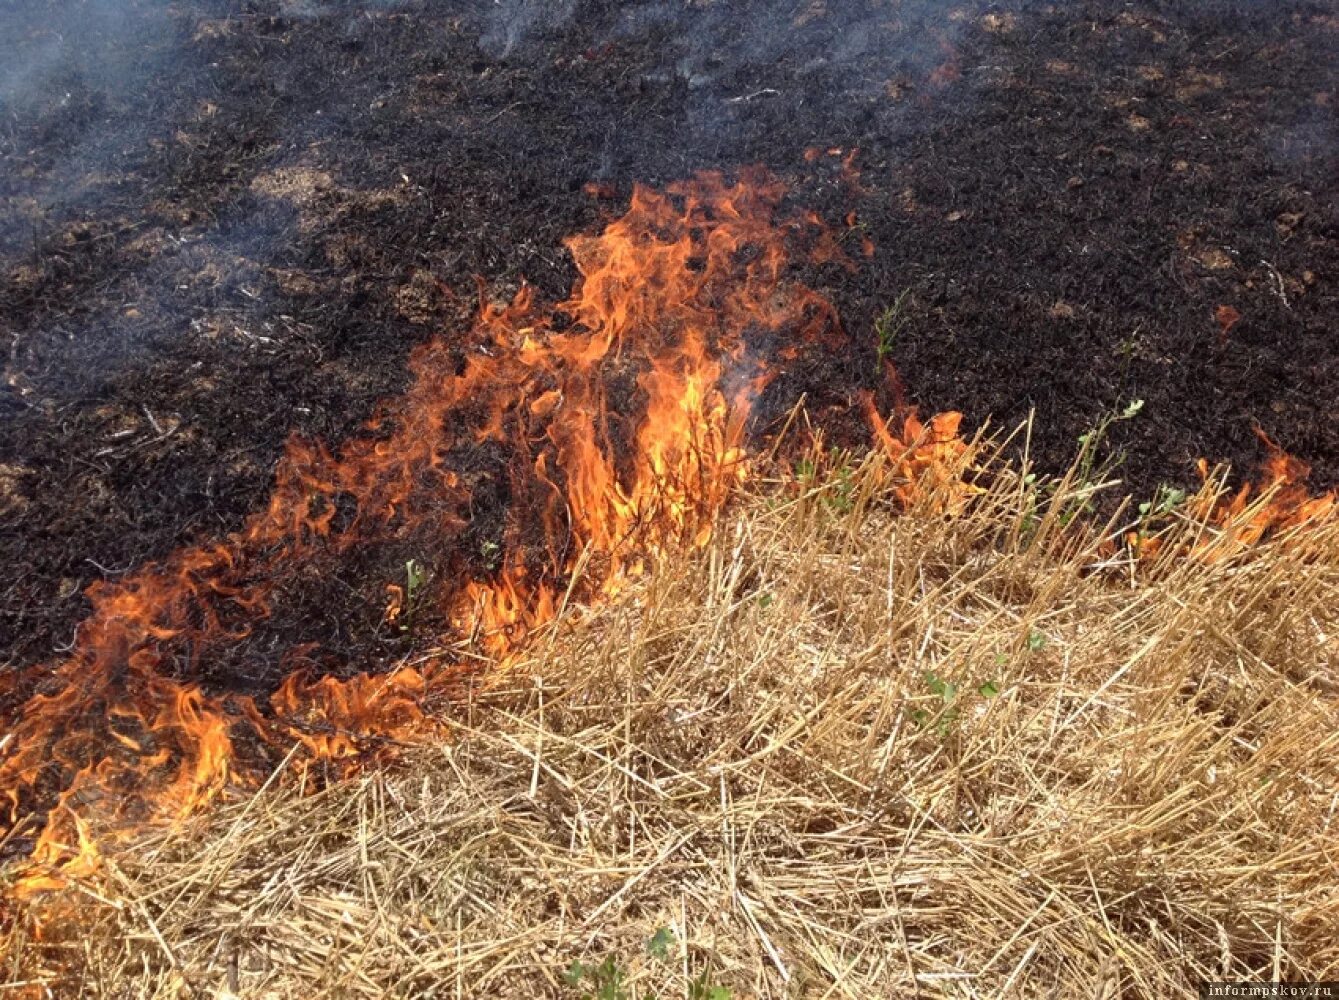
(1128, 427, 1335, 562)
(2, 168, 967, 906)
(861, 392, 976, 512)
(1192, 429, 1335, 554)
(6, 159, 1318, 937)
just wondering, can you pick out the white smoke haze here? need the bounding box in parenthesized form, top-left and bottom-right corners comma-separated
(0, 0, 187, 259)
(479, 0, 578, 59)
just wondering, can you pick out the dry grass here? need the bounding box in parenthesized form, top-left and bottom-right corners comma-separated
(6, 436, 1339, 998)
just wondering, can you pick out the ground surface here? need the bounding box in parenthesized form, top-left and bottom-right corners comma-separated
(2, 0, 1337, 670)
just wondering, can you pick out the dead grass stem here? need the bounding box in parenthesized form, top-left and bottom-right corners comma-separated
(6, 437, 1337, 998)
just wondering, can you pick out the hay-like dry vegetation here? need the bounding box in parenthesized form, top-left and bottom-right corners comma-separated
(6, 434, 1338, 998)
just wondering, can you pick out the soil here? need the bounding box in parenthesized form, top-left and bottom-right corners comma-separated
(2, 0, 1337, 674)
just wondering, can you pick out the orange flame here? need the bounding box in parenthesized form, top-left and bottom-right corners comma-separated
(3, 169, 968, 905)
(1195, 429, 1335, 553)
(1128, 427, 1335, 563)
(861, 392, 975, 511)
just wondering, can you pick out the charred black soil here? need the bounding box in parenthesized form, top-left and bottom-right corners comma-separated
(2, 0, 1337, 673)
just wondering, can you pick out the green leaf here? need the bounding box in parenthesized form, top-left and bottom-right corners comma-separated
(978, 680, 1000, 698)
(1027, 630, 1047, 652)
(924, 672, 957, 703)
(689, 974, 731, 1000)
(756, 592, 773, 609)
(562, 960, 586, 986)
(405, 558, 426, 594)
(646, 927, 674, 961)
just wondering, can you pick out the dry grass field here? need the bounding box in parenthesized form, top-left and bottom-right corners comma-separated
(8, 434, 1337, 998)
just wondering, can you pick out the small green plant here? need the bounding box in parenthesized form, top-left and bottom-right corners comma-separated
(874, 290, 911, 373)
(561, 930, 732, 1000)
(1026, 629, 1047, 652)
(1138, 485, 1188, 521)
(390, 558, 429, 633)
(405, 558, 426, 603)
(1075, 398, 1143, 481)
(1063, 398, 1144, 525)
(915, 671, 960, 737)
(910, 670, 1000, 737)
(562, 956, 628, 1000)
(828, 461, 855, 514)
(1131, 483, 1189, 549)
(796, 449, 856, 515)
(1113, 330, 1142, 382)
(688, 976, 731, 1000)
(646, 927, 674, 962)
(1019, 397, 1144, 539)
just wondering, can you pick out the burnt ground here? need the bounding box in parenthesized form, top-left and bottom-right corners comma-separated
(1, 0, 1336, 672)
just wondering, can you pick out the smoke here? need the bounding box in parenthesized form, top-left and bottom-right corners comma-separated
(470, 0, 979, 90)
(0, 0, 188, 259)
(479, 0, 578, 60)
(0, 0, 174, 107)
(472, 0, 994, 190)
(611, 0, 976, 93)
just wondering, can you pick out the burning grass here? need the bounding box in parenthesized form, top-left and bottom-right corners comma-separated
(0, 168, 853, 895)
(3, 163, 1337, 996)
(6, 439, 1336, 998)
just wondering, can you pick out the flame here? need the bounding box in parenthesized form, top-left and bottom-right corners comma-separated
(1128, 427, 1335, 562)
(861, 392, 976, 512)
(1193, 429, 1335, 554)
(3, 168, 968, 905)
